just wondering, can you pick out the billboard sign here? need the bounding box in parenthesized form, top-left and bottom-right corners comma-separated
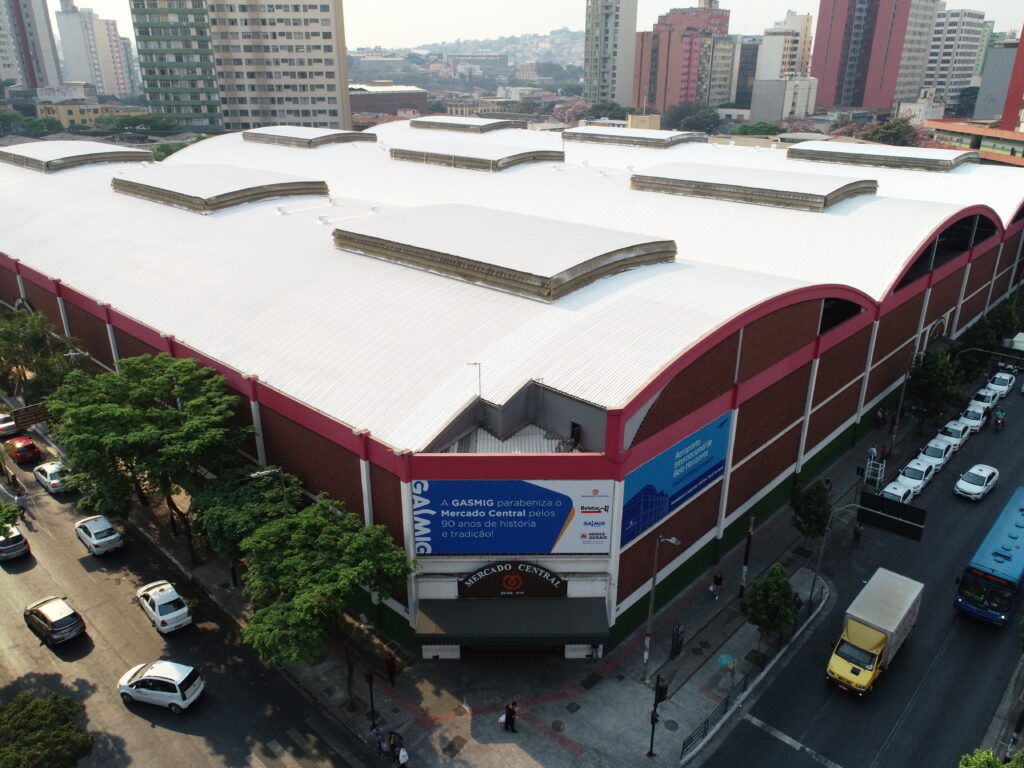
(458, 561, 567, 598)
(621, 412, 732, 547)
(411, 479, 613, 555)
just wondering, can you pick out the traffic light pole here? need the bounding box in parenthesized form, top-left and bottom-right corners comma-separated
(646, 674, 668, 757)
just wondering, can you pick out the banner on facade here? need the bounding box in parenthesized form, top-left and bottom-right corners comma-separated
(458, 561, 567, 598)
(411, 479, 613, 555)
(621, 412, 732, 547)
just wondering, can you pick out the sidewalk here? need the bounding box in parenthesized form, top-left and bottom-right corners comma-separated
(121, 416, 913, 768)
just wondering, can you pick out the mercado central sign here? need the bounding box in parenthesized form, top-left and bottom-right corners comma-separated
(458, 560, 568, 598)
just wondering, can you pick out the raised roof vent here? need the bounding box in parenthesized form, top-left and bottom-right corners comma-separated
(390, 140, 564, 172)
(631, 163, 878, 212)
(787, 141, 979, 171)
(410, 116, 527, 133)
(563, 126, 707, 148)
(333, 204, 675, 302)
(111, 164, 328, 213)
(242, 125, 377, 149)
(0, 140, 151, 173)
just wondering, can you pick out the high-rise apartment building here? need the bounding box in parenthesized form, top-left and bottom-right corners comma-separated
(734, 35, 762, 108)
(0, 0, 61, 88)
(131, 1, 352, 131)
(633, 2, 730, 112)
(755, 11, 813, 80)
(923, 6, 985, 109)
(812, 0, 941, 110)
(974, 38, 1019, 119)
(974, 19, 995, 75)
(698, 34, 740, 108)
(121, 36, 142, 97)
(56, 0, 131, 98)
(584, 0, 638, 107)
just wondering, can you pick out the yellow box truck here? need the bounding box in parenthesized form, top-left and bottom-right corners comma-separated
(826, 568, 923, 694)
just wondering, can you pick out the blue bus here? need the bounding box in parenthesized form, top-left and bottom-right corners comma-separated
(955, 487, 1024, 626)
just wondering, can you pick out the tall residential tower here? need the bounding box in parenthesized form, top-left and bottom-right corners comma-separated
(0, 0, 61, 88)
(56, 0, 131, 97)
(584, 0, 638, 107)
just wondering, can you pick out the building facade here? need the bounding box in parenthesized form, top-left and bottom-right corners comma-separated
(975, 39, 1019, 119)
(923, 6, 986, 109)
(755, 11, 813, 80)
(0, 0, 61, 89)
(812, 0, 941, 110)
(349, 84, 427, 115)
(583, 0, 637, 107)
(37, 100, 148, 129)
(750, 76, 818, 123)
(56, 1, 131, 98)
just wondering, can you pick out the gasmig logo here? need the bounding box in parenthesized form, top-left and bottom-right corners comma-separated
(411, 480, 435, 554)
(583, 520, 605, 527)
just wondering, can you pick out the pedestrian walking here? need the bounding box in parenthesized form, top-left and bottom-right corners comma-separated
(387, 732, 403, 763)
(712, 571, 724, 600)
(14, 492, 25, 519)
(372, 724, 388, 758)
(823, 477, 833, 494)
(853, 521, 864, 547)
(384, 652, 398, 687)
(504, 701, 518, 733)
(867, 444, 878, 462)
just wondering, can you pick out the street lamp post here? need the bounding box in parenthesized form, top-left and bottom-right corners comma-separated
(364, 670, 377, 728)
(249, 466, 289, 517)
(642, 535, 682, 682)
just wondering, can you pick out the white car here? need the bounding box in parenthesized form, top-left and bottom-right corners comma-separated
(934, 420, 970, 451)
(916, 439, 954, 473)
(879, 482, 913, 504)
(988, 372, 1016, 397)
(894, 459, 935, 497)
(118, 661, 204, 714)
(955, 464, 999, 500)
(0, 415, 17, 437)
(34, 461, 67, 494)
(958, 406, 989, 433)
(969, 388, 1000, 410)
(74, 515, 124, 556)
(136, 581, 192, 633)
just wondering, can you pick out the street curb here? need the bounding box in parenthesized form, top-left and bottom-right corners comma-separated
(680, 578, 831, 766)
(983, 644, 1024, 759)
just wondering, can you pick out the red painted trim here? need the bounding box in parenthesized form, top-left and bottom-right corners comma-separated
(815, 311, 874, 356)
(971, 232, 1003, 260)
(252, 377, 364, 453)
(604, 408, 625, 463)
(108, 309, 167, 352)
(1000, 40, 1024, 132)
(409, 451, 617, 481)
(57, 284, 108, 319)
(15, 263, 57, 292)
(1008, 217, 1024, 237)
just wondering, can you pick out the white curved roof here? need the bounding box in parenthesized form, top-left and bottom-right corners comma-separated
(0, 122, 1017, 451)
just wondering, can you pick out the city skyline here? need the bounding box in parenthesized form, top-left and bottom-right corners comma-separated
(49, 0, 1021, 52)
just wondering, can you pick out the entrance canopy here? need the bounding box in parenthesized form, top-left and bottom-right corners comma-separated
(415, 598, 609, 646)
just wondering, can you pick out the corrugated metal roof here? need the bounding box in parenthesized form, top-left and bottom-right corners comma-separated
(0, 123, 1014, 452)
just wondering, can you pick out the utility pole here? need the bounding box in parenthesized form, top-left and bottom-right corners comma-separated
(646, 675, 669, 758)
(738, 515, 754, 598)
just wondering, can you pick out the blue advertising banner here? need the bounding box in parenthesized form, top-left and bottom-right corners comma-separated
(411, 479, 613, 555)
(621, 412, 733, 547)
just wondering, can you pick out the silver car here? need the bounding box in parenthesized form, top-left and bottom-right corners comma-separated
(0, 523, 29, 560)
(34, 461, 67, 495)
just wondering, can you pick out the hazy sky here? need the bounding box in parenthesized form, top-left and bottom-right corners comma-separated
(53, 0, 1022, 49)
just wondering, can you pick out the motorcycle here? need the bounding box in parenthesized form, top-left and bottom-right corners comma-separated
(994, 414, 1006, 432)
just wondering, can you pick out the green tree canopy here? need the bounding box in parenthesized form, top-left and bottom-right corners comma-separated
(152, 142, 189, 161)
(660, 102, 700, 130)
(907, 350, 963, 423)
(958, 748, 1024, 767)
(0, 501, 19, 530)
(680, 107, 721, 134)
(15, 117, 63, 137)
(732, 121, 783, 136)
(741, 563, 796, 643)
(857, 117, 920, 146)
(240, 496, 416, 665)
(0, 692, 94, 768)
(0, 109, 21, 133)
(0, 310, 81, 400)
(791, 480, 831, 541)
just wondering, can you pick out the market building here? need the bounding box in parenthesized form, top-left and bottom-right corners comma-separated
(0, 117, 1022, 659)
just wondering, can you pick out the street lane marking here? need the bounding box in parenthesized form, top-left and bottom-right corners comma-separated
(745, 715, 847, 768)
(267, 739, 304, 768)
(247, 754, 271, 768)
(305, 715, 363, 767)
(287, 727, 332, 766)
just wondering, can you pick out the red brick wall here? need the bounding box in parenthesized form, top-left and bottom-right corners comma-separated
(371, 466, 404, 545)
(734, 365, 810, 461)
(631, 333, 738, 445)
(113, 327, 162, 360)
(0, 264, 18, 307)
(727, 425, 800, 511)
(966, 247, 998, 295)
(22, 281, 61, 331)
(813, 326, 870, 405)
(258, 405, 362, 507)
(956, 290, 988, 333)
(616, 484, 721, 602)
(924, 269, 965, 325)
(737, 301, 820, 382)
(866, 341, 914, 403)
(875, 294, 922, 363)
(991, 270, 1012, 302)
(806, 381, 861, 450)
(63, 302, 113, 369)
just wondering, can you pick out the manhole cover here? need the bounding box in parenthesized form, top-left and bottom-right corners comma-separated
(552, 720, 566, 732)
(453, 705, 468, 717)
(580, 673, 602, 691)
(566, 702, 580, 714)
(442, 736, 467, 757)
(664, 719, 679, 732)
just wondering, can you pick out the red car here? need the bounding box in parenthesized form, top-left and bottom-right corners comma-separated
(4, 436, 40, 464)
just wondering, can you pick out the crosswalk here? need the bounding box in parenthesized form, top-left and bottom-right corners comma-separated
(247, 716, 368, 768)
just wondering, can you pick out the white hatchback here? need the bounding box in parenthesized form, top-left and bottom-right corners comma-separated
(895, 459, 935, 497)
(118, 660, 204, 714)
(934, 420, 970, 452)
(136, 581, 192, 634)
(34, 461, 67, 494)
(74, 515, 124, 556)
(916, 439, 954, 473)
(955, 464, 999, 500)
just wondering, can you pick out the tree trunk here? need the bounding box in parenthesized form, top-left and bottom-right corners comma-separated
(163, 480, 196, 565)
(132, 477, 150, 507)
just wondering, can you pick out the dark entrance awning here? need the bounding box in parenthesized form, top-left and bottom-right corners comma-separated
(415, 598, 609, 646)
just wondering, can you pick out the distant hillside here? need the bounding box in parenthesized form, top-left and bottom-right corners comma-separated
(413, 27, 584, 65)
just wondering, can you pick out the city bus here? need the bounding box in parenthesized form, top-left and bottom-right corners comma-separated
(954, 487, 1024, 626)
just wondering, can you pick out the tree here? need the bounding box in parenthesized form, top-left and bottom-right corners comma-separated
(552, 100, 589, 124)
(858, 117, 920, 147)
(733, 121, 783, 136)
(585, 101, 632, 120)
(660, 102, 700, 130)
(239, 496, 416, 665)
(0, 310, 80, 399)
(680, 107, 721, 134)
(907, 350, 963, 424)
(958, 748, 1024, 767)
(741, 563, 796, 645)
(0, 692, 94, 767)
(790, 480, 831, 542)
(0, 109, 21, 134)
(0, 500, 19, 529)
(14, 117, 63, 137)
(152, 142, 189, 161)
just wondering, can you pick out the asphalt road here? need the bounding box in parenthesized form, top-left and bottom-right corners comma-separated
(700, 403, 1024, 768)
(0, 456, 358, 768)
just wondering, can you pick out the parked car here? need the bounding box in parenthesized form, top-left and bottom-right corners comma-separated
(0, 523, 30, 560)
(118, 661, 205, 714)
(934, 420, 971, 452)
(988, 372, 1016, 397)
(3, 436, 40, 464)
(23, 596, 86, 647)
(916, 439, 954, 473)
(34, 461, 67, 495)
(879, 482, 913, 504)
(895, 459, 936, 497)
(0, 415, 17, 437)
(970, 388, 1001, 410)
(136, 581, 192, 634)
(955, 464, 999, 500)
(958, 406, 989, 433)
(74, 515, 123, 556)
